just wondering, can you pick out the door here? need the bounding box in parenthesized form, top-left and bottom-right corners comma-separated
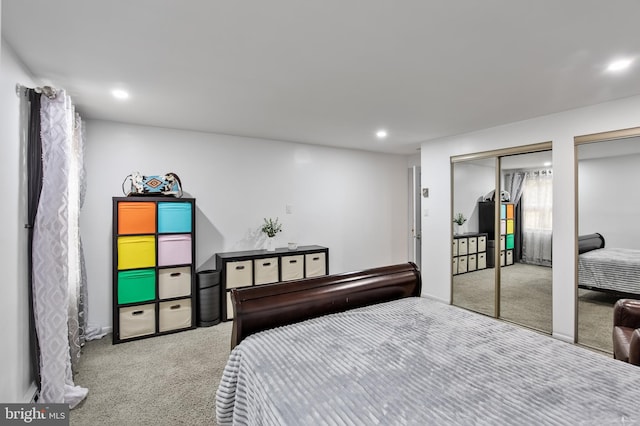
(451, 144, 553, 335)
(409, 166, 422, 269)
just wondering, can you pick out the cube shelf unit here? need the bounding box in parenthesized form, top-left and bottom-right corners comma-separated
(478, 201, 516, 268)
(112, 196, 196, 344)
(216, 245, 329, 321)
(452, 233, 488, 275)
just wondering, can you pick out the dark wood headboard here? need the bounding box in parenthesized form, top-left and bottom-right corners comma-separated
(230, 262, 421, 349)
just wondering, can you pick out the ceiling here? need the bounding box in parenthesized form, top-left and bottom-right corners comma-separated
(3, 1, 640, 155)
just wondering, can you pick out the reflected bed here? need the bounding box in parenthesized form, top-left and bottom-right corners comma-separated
(578, 233, 640, 295)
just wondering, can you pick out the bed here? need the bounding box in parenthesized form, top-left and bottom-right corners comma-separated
(578, 233, 640, 295)
(216, 262, 640, 425)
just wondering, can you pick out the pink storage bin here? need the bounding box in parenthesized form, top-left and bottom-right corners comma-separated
(158, 234, 192, 266)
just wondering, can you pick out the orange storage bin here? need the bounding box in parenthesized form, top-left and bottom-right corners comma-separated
(118, 202, 156, 234)
(506, 203, 514, 219)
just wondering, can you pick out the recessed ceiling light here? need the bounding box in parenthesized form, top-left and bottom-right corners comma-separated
(376, 130, 388, 139)
(111, 89, 129, 100)
(543, 161, 552, 167)
(607, 58, 633, 72)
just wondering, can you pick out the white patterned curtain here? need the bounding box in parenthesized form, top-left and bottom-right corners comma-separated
(32, 89, 88, 408)
(521, 169, 553, 266)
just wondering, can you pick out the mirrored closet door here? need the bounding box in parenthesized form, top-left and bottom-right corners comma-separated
(576, 129, 640, 353)
(499, 151, 552, 333)
(451, 144, 553, 335)
(452, 156, 496, 317)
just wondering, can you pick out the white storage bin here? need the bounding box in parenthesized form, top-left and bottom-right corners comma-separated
(458, 238, 468, 256)
(478, 236, 487, 252)
(477, 253, 487, 270)
(458, 256, 468, 274)
(468, 254, 477, 271)
(452, 239, 459, 257)
(159, 298, 192, 332)
(506, 250, 514, 265)
(281, 255, 304, 281)
(119, 304, 155, 339)
(254, 257, 279, 285)
(305, 252, 326, 277)
(226, 260, 253, 288)
(159, 266, 191, 299)
(452, 258, 458, 275)
(468, 237, 478, 254)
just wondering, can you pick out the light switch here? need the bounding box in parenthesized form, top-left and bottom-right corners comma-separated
(286, 204, 293, 214)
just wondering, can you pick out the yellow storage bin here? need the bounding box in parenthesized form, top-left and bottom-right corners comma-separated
(118, 235, 156, 270)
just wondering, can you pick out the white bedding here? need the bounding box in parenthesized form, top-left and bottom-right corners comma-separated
(579, 247, 640, 294)
(216, 297, 640, 425)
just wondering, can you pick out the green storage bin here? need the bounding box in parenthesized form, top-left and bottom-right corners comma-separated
(118, 269, 156, 304)
(506, 234, 515, 250)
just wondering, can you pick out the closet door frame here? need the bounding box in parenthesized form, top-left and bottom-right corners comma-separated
(451, 141, 552, 318)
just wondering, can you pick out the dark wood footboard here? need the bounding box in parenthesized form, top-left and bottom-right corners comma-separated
(230, 262, 421, 348)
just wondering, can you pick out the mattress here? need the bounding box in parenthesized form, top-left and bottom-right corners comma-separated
(578, 247, 640, 295)
(216, 297, 640, 425)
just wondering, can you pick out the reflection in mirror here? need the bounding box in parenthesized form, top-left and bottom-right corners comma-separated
(577, 136, 640, 353)
(499, 151, 553, 333)
(452, 157, 496, 317)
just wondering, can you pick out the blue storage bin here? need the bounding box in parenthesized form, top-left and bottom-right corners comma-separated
(158, 202, 192, 233)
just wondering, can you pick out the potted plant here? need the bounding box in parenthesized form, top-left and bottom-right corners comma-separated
(261, 217, 282, 251)
(453, 213, 467, 235)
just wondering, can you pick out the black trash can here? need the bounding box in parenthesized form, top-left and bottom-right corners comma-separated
(197, 270, 221, 327)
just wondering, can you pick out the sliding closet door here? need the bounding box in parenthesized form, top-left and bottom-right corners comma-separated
(498, 151, 552, 334)
(452, 143, 552, 334)
(576, 132, 640, 353)
(451, 157, 496, 317)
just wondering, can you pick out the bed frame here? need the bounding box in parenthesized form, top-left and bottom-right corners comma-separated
(229, 262, 421, 348)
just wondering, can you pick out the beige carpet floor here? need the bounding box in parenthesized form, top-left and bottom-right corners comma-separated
(453, 262, 618, 354)
(70, 321, 233, 425)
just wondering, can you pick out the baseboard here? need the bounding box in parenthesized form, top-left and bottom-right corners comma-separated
(552, 332, 574, 343)
(420, 294, 450, 304)
(102, 326, 113, 334)
(23, 382, 38, 403)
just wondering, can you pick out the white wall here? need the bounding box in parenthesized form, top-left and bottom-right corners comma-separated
(579, 153, 640, 249)
(0, 37, 38, 401)
(421, 94, 640, 342)
(83, 120, 410, 329)
(452, 161, 495, 234)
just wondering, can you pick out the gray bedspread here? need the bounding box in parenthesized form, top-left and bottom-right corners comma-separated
(216, 297, 640, 425)
(579, 247, 640, 294)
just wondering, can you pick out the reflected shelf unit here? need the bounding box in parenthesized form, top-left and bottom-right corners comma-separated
(452, 233, 488, 275)
(479, 201, 516, 268)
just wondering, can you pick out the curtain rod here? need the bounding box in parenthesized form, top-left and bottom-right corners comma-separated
(15, 83, 58, 99)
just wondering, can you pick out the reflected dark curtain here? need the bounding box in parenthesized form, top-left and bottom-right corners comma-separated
(26, 88, 43, 392)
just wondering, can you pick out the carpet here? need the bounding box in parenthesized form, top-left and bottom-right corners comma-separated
(453, 262, 617, 353)
(70, 321, 233, 425)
